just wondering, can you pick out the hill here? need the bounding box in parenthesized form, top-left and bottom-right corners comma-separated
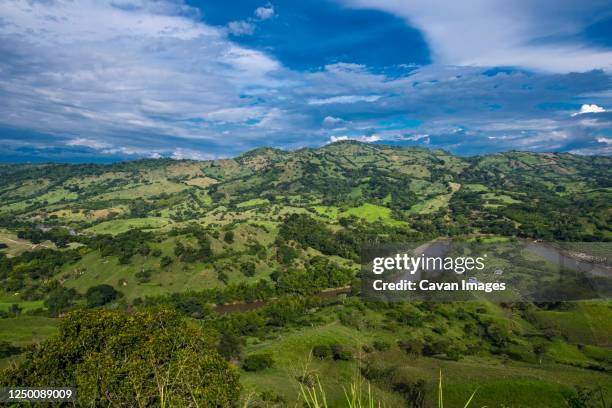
(0, 142, 611, 406)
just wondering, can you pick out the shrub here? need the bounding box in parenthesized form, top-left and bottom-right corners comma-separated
(260, 390, 286, 404)
(223, 231, 235, 244)
(160, 255, 172, 268)
(0, 341, 20, 358)
(398, 338, 424, 355)
(362, 344, 373, 353)
(85, 284, 121, 308)
(44, 287, 79, 317)
(422, 337, 450, 356)
(360, 360, 395, 382)
(372, 340, 391, 351)
(217, 332, 243, 361)
(241, 261, 256, 277)
(330, 344, 352, 361)
(312, 344, 332, 359)
(243, 352, 274, 371)
(445, 346, 464, 361)
(135, 269, 152, 283)
(393, 378, 426, 408)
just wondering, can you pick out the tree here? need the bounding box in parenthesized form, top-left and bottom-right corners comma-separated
(223, 231, 235, 244)
(160, 255, 172, 268)
(241, 261, 256, 277)
(8, 304, 22, 316)
(85, 284, 121, 308)
(0, 308, 240, 406)
(242, 352, 274, 371)
(44, 287, 78, 317)
(0, 341, 20, 358)
(217, 331, 243, 361)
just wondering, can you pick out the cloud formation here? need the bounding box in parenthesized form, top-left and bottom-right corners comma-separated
(227, 3, 275, 36)
(0, 0, 610, 161)
(339, 0, 612, 73)
(255, 4, 275, 20)
(572, 104, 607, 116)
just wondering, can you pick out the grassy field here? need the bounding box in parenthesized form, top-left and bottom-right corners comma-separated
(0, 300, 45, 314)
(340, 203, 406, 226)
(0, 316, 57, 346)
(532, 302, 612, 346)
(240, 313, 611, 407)
(409, 182, 461, 214)
(85, 217, 171, 234)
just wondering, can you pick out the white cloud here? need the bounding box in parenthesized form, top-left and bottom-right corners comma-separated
(255, 4, 275, 20)
(171, 148, 215, 161)
(227, 4, 275, 37)
(401, 134, 429, 141)
(66, 138, 111, 150)
(308, 95, 381, 105)
(570, 145, 612, 155)
(596, 137, 612, 145)
(0, 1, 610, 157)
(338, 0, 612, 73)
(66, 137, 166, 157)
(323, 116, 344, 125)
(329, 134, 381, 143)
(227, 20, 256, 36)
(571, 104, 606, 116)
(362, 134, 381, 142)
(0, 0, 281, 144)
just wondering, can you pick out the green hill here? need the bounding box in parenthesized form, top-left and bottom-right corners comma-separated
(0, 142, 610, 406)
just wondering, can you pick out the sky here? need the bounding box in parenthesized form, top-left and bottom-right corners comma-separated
(0, 0, 611, 162)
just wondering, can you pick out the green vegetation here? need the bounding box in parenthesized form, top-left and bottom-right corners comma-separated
(1, 308, 239, 406)
(0, 142, 610, 406)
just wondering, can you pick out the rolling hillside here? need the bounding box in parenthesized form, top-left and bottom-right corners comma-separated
(0, 141, 611, 407)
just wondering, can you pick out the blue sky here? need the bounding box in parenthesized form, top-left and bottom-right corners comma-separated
(0, 0, 611, 162)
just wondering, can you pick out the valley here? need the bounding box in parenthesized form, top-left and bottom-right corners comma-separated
(0, 141, 610, 407)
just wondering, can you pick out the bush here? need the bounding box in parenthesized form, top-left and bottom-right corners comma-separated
(223, 231, 235, 244)
(85, 284, 121, 308)
(217, 331, 243, 361)
(393, 378, 426, 408)
(241, 261, 256, 277)
(312, 345, 332, 359)
(160, 255, 172, 268)
(260, 390, 287, 404)
(372, 340, 391, 351)
(422, 337, 451, 357)
(0, 341, 20, 358)
(445, 346, 464, 361)
(331, 344, 352, 361)
(135, 269, 152, 283)
(44, 287, 79, 317)
(243, 352, 274, 371)
(398, 338, 424, 355)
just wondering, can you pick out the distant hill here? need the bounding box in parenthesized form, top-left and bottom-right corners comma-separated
(1, 141, 610, 240)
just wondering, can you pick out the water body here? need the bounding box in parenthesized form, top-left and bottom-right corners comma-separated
(523, 241, 611, 278)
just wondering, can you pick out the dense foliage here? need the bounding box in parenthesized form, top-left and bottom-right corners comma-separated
(1, 308, 240, 407)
